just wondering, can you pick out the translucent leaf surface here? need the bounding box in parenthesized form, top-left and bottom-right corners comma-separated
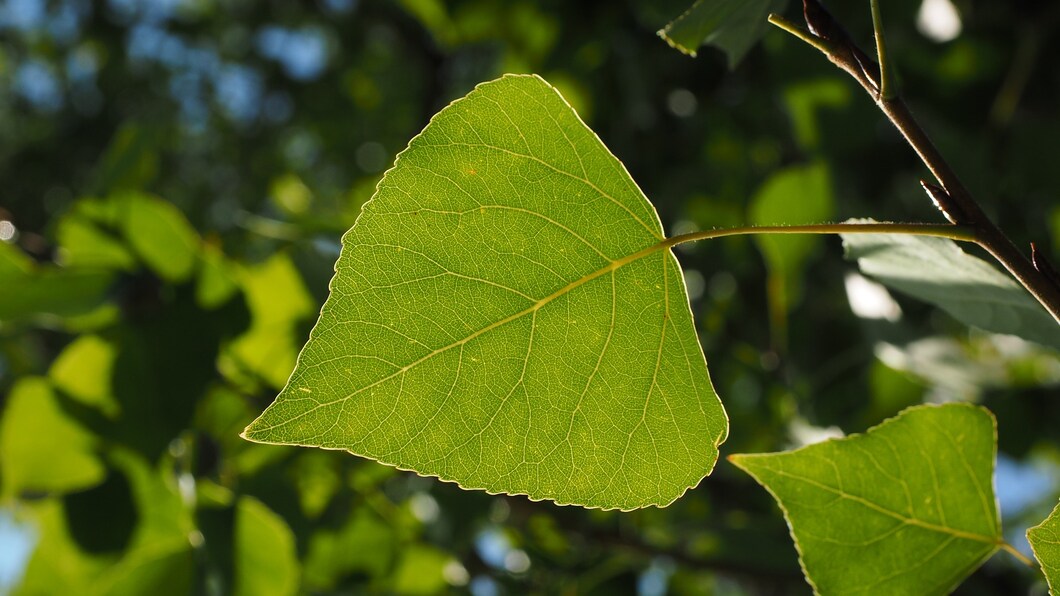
(391, 545, 452, 595)
(749, 162, 834, 323)
(0, 242, 114, 321)
(49, 334, 120, 417)
(842, 224, 1060, 350)
(731, 404, 1004, 595)
(243, 74, 728, 510)
(1028, 500, 1060, 593)
(118, 193, 200, 282)
(225, 252, 314, 390)
(658, 0, 786, 67)
(13, 450, 195, 596)
(234, 497, 299, 596)
(0, 378, 105, 498)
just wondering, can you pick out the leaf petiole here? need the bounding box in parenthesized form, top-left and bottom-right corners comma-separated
(1001, 541, 1035, 568)
(870, 0, 898, 100)
(767, 14, 833, 55)
(665, 221, 977, 249)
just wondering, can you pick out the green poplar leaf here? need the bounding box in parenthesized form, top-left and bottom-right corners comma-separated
(234, 497, 299, 596)
(242, 74, 728, 510)
(731, 404, 1006, 595)
(1028, 500, 1060, 593)
(659, 0, 786, 67)
(0, 377, 105, 498)
(118, 193, 201, 283)
(842, 223, 1060, 350)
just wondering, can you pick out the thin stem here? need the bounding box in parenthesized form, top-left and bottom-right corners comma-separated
(1000, 542, 1035, 568)
(877, 86, 1060, 326)
(769, 13, 1060, 325)
(665, 222, 976, 249)
(870, 0, 896, 100)
(767, 14, 833, 54)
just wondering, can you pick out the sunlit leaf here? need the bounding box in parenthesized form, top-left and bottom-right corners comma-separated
(391, 545, 452, 595)
(1028, 500, 1060, 593)
(242, 74, 728, 510)
(303, 507, 395, 589)
(658, 0, 786, 67)
(234, 497, 299, 596)
(49, 334, 121, 417)
(842, 223, 1060, 350)
(0, 378, 105, 498)
(730, 404, 1004, 595)
(93, 542, 193, 596)
(0, 242, 114, 322)
(224, 252, 314, 390)
(14, 450, 195, 595)
(749, 162, 834, 316)
(12, 500, 108, 595)
(195, 243, 240, 310)
(56, 214, 137, 271)
(117, 193, 200, 283)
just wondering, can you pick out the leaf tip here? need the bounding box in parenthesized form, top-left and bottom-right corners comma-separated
(657, 28, 698, 57)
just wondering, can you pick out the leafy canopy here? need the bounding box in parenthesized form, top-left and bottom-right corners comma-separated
(243, 74, 728, 510)
(731, 404, 1004, 595)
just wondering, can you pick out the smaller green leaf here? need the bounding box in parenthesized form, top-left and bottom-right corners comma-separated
(91, 122, 161, 194)
(0, 378, 105, 498)
(1028, 500, 1060, 593)
(223, 252, 314, 389)
(730, 403, 1004, 595)
(56, 214, 137, 271)
(195, 243, 240, 310)
(749, 162, 835, 312)
(303, 507, 395, 589)
(117, 193, 201, 283)
(93, 542, 194, 596)
(234, 497, 299, 596)
(0, 242, 114, 322)
(391, 545, 453, 595)
(659, 0, 786, 67)
(13, 449, 195, 596)
(842, 222, 1060, 350)
(49, 334, 121, 417)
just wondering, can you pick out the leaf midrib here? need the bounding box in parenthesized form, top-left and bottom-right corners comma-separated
(746, 462, 1001, 546)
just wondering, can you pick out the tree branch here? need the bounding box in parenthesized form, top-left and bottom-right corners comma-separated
(768, 5, 1060, 325)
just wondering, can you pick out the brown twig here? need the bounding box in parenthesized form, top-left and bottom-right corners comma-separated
(770, 3, 1060, 324)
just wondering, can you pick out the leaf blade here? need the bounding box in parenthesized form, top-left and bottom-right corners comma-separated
(659, 0, 786, 67)
(730, 403, 1002, 595)
(1028, 500, 1060, 593)
(842, 223, 1060, 350)
(243, 74, 728, 510)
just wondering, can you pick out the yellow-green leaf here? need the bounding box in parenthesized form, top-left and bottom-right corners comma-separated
(234, 497, 299, 596)
(1028, 500, 1060, 593)
(0, 378, 105, 498)
(243, 74, 728, 510)
(659, 0, 786, 67)
(731, 404, 1004, 595)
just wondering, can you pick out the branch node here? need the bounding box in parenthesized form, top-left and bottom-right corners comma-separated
(801, 0, 882, 95)
(1031, 242, 1060, 287)
(920, 180, 966, 225)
